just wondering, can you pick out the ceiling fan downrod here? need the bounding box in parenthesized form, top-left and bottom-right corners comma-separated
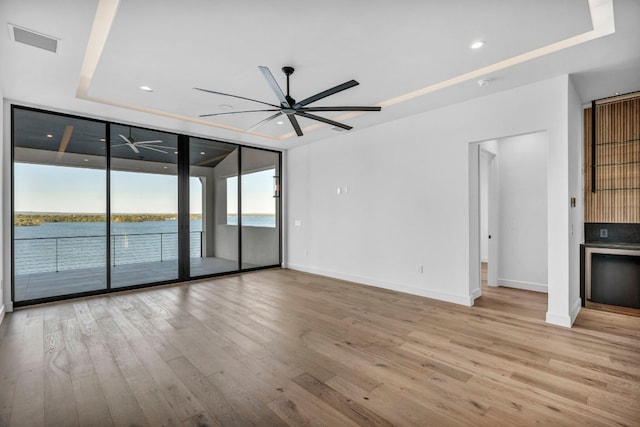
(282, 66, 295, 106)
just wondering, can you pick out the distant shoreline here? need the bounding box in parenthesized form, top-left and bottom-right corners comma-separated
(14, 212, 273, 226)
(14, 213, 195, 226)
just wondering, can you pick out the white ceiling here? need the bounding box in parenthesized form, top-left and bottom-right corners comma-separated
(1, 0, 639, 150)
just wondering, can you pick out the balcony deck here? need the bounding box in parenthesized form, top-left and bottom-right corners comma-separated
(14, 256, 244, 302)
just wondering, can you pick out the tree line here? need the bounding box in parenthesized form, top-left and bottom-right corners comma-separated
(14, 213, 202, 226)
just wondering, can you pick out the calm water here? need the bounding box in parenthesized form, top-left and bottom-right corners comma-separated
(14, 216, 275, 274)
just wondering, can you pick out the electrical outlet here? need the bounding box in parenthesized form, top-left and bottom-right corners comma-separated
(600, 228, 608, 238)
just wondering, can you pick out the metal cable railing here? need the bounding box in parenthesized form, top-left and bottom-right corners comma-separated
(14, 231, 203, 274)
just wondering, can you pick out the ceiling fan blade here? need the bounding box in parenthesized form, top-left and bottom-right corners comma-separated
(287, 114, 303, 136)
(199, 109, 280, 118)
(118, 134, 140, 153)
(293, 80, 359, 108)
(140, 144, 174, 150)
(139, 145, 168, 154)
(118, 134, 132, 144)
(133, 140, 163, 145)
(295, 111, 352, 130)
(247, 112, 283, 133)
(299, 106, 381, 112)
(194, 87, 279, 108)
(258, 66, 289, 107)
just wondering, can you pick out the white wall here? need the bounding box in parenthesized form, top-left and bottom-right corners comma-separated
(568, 77, 585, 323)
(496, 132, 548, 292)
(479, 151, 490, 262)
(0, 91, 4, 323)
(288, 75, 576, 326)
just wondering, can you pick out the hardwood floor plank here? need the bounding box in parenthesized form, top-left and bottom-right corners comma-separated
(43, 311, 79, 427)
(166, 356, 247, 427)
(291, 373, 393, 427)
(269, 381, 359, 427)
(71, 373, 113, 427)
(86, 340, 149, 426)
(10, 367, 44, 427)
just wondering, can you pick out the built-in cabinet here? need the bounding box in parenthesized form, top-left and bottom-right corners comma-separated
(582, 92, 640, 311)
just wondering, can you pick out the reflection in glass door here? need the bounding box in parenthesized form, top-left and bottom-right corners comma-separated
(110, 125, 178, 287)
(189, 138, 239, 277)
(241, 147, 281, 269)
(12, 108, 107, 301)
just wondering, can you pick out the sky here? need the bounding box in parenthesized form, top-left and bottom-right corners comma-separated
(14, 163, 275, 215)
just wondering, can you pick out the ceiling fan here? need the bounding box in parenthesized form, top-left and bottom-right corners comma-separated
(113, 132, 172, 154)
(195, 66, 381, 136)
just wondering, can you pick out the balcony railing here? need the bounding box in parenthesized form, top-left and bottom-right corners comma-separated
(14, 231, 203, 275)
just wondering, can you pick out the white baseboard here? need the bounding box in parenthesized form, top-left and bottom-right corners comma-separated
(545, 311, 573, 328)
(471, 287, 482, 301)
(0, 304, 5, 326)
(287, 263, 476, 307)
(498, 278, 548, 293)
(480, 257, 488, 263)
(569, 297, 582, 325)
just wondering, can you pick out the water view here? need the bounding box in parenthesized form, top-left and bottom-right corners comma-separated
(14, 215, 275, 275)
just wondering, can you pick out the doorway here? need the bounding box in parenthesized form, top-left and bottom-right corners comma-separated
(479, 146, 497, 288)
(469, 131, 549, 301)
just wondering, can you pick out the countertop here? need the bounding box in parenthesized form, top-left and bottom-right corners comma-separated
(583, 242, 640, 250)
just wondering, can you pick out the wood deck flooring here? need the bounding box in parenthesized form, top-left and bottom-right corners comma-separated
(1, 268, 639, 426)
(14, 256, 243, 302)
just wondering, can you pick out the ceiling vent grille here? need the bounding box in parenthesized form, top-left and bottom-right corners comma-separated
(9, 24, 59, 53)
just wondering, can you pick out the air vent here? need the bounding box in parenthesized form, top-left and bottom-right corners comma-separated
(9, 24, 59, 53)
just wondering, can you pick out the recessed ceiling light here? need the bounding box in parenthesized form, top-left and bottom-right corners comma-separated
(174, 151, 178, 154)
(163, 166, 168, 169)
(614, 92, 620, 95)
(139, 85, 153, 92)
(276, 121, 284, 125)
(83, 158, 89, 162)
(200, 151, 205, 155)
(470, 40, 484, 50)
(46, 133, 53, 138)
(218, 104, 233, 111)
(477, 78, 492, 87)
(99, 138, 106, 142)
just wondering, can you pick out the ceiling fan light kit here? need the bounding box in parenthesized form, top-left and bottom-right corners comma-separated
(195, 66, 381, 137)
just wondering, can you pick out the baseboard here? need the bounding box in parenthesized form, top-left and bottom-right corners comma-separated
(471, 287, 482, 301)
(569, 297, 582, 325)
(481, 257, 488, 263)
(545, 311, 573, 328)
(498, 278, 548, 293)
(0, 304, 5, 326)
(287, 263, 475, 307)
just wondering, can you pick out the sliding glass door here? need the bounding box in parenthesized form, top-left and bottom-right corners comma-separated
(110, 125, 179, 288)
(189, 138, 239, 277)
(13, 109, 107, 301)
(12, 106, 282, 304)
(241, 147, 281, 269)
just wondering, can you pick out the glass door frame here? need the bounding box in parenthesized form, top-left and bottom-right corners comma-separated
(10, 104, 283, 307)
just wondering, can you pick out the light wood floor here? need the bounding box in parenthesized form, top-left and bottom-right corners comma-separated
(1, 269, 639, 426)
